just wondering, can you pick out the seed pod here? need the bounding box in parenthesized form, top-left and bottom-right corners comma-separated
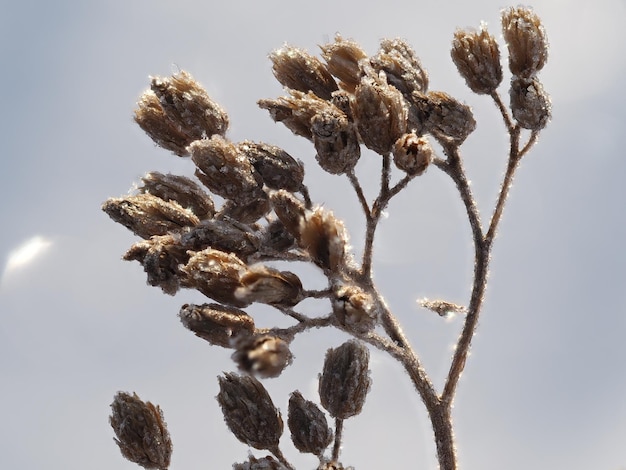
(236, 265, 303, 307)
(189, 136, 264, 202)
(270, 45, 338, 100)
(352, 68, 407, 155)
(180, 248, 250, 307)
(319, 340, 371, 419)
(232, 335, 293, 378)
(217, 373, 283, 450)
(270, 190, 307, 239)
(501, 6, 548, 78)
(392, 133, 433, 176)
(332, 285, 377, 333)
(451, 26, 502, 95)
(262, 219, 297, 252)
(179, 219, 259, 260)
(299, 207, 348, 273)
(288, 391, 333, 456)
(370, 38, 429, 96)
(109, 392, 172, 470)
(319, 35, 368, 93)
(414, 91, 476, 145)
(233, 455, 290, 470)
(311, 108, 361, 175)
(179, 303, 254, 348)
(238, 141, 304, 192)
(509, 76, 551, 130)
(217, 194, 271, 224)
(124, 235, 188, 295)
(102, 193, 200, 239)
(138, 172, 215, 219)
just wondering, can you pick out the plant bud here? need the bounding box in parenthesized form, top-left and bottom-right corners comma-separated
(179, 219, 259, 260)
(414, 91, 476, 145)
(392, 133, 433, 176)
(501, 6, 548, 78)
(189, 136, 264, 202)
(233, 455, 290, 470)
(237, 265, 303, 306)
(138, 172, 215, 219)
(352, 69, 407, 155)
(509, 76, 551, 130)
(238, 141, 304, 192)
(370, 38, 429, 96)
(270, 45, 338, 100)
(217, 194, 271, 224)
(232, 335, 293, 378)
(102, 193, 200, 239)
(270, 190, 307, 239)
(320, 35, 368, 93)
(288, 391, 333, 456)
(299, 207, 348, 273)
(180, 248, 250, 307)
(319, 340, 371, 419)
(217, 373, 283, 450)
(311, 108, 361, 175)
(451, 26, 502, 95)
(109, 392, 172, 470)
(124, 235, 188, 295)
(179, 303, 254, 347)
(332, 285, 377, 333)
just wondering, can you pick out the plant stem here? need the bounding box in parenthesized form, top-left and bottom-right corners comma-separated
(332, 417, 344, 461)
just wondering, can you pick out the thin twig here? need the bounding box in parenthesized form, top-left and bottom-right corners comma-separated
(347, 169, 371, 219)
(490, 90, 515, 132)
(332, 418, 344, 461)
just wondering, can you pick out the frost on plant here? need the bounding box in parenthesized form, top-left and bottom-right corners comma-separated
(104, 6, 550, 470)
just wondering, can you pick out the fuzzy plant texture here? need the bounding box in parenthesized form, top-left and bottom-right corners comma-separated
(104, 6, 550, 470)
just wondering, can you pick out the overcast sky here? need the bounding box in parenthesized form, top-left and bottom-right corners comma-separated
(1, 0, 625, 469)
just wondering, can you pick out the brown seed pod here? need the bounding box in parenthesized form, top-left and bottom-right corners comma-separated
(451, 26, 503, 95)
(288, 391, 333, 456)
(232, 334, 293, 378)
(178, 303, 255, 348)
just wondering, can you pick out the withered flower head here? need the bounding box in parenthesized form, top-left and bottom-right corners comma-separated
(238, 141, 304, 192)
(392, 133, 433, 176)
(319, 340, 371, 419)
(270, 45, 339, 100)
(299, 207, 348, 273)
(236, 265, 303, 307)
(509, 76, 551, 130)
(270, 190, 307, 239)
(180, 248, 250, 307)
(217, 194, 271, 224)
(311, 107, 361, 175)
(189, 136, 264, 202)
(138, 172, 215, 219)
(109, 392, 172, 470)
(233, 455, 290, 470)
(320, 34, 368, 93)
(332, 285, 378, 333)
(262, 219, 297, 252)
(232, 334, 293, 378)
(102, 193, 200, 239)
(178, 303, 254, 348)
(413, 91, 476, 145)
(352, 68, 407, 155)
(451, 26, 503, 95)
(370, 38, 429, 96)
(134, 71, 229, 157)
(217, 372, 284, 450)
(288, 391, 333, 456)
(179, 219, 259, 260)
(501, 6, 548, 78)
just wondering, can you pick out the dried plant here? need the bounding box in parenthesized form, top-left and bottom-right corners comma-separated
(104, 6, 550, 469)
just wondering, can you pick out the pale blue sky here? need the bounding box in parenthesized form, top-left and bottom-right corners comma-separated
(1, 1, 625, 469)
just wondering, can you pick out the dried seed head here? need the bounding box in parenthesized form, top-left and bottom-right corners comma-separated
(288, 391, 333, 456)
(509, 76, 551, 130)
(270, 45, 339, 100)
(320, 35, 368, 93)
(178, 303, 254, 348)
(299, 207, 348, 273)
(311, 107, 361, 175)
(414, 91, 476, 145)
(139, 172, 215, 219)
(319, 340, 371, 419)
(371, 38, 429, 96)
(232, 335, 293, 378)
(332, 285, 377, 333)
(451, 26, 503, 95)
(237, 265, 303, 307)
(217, 372, 283, 450)
(258, 90, 334, 140)
(262, 219, 297, 252)
(109, 392, 172, 470)
(179, 219, 259, 260)
(501, 6, 548, 78)
(392, 133, 433, 176)
(353, 69, 407, 155)
(270, 190, 307, 239)
(419, 298, 467, 318)
(217, 194, 271, 224)
(189, 136, 264, 202)
(180, 248, 250, 307)
(102, 194, 200, 239)
(233, 455, 290, 470)
(238, 141, 304, 192)
(123, 235, 188, 295)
